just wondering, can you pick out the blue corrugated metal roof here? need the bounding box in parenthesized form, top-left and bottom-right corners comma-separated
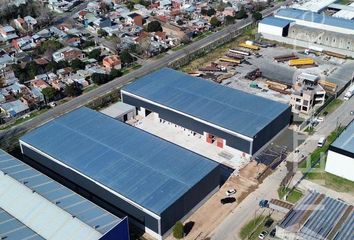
(0, 149, 123, 239)
(331, 120, 354, 154)
(260, 16, 293, 28)
(299, 196, 347, 239)
(122, 68, 290, 138)
(276, 8, 354, 31)
(20, 107, 219, 215)
(280, 191, 353, 240)
(334, 212, 354, 240)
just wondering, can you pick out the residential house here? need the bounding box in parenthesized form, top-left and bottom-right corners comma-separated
(52, 47, 85, 62)
(0, 66, 18, 86)
(31, 79, 50, 91)
(223, 7, 236, 17)
(91, 18, 112, 32)
(0, 99, 29, 118)
(66, 37, 81, 47)
(57, 67, 74, 78)
(0, 50, 13, 65)
(24, 16, 38, 30)
(102, 55, 121, 71)
(14, 17, 26, 31)
(0, 25, 18, 41)
(12, 36, 36, 50)
(67, 74, 89, 87)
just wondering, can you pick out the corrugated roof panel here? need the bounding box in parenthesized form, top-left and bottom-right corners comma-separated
(333, 212, 354, 240)
(0, 208, 45, 240)
(260, 16, 294, 27)
(122, 68, 290, 138)
(276, 8, 354, 30)
(331, 120, 354, 154)
(0, 150, 123, 239)
(20, 107, 219, 215)
(299, 197, 347, 239)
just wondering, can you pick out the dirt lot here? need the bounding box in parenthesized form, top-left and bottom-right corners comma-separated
(163, 161, 267, 240)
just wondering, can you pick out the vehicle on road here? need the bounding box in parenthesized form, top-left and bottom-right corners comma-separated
(318, 137, 326, 147)
(258, 230, 268, 239)
(226, 189, 237, 196)
(259, 199, 269, 208)
(270, 228, 276, 237)
(49, 102, 57, 108)
(220, 197, 236, 205)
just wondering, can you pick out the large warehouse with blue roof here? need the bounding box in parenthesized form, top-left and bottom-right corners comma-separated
(19, 107, 220, 239)
(121, 68, 291, 157)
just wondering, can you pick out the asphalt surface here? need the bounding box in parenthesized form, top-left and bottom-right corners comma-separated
(210, 91, 354, 240)
(0, 2, 288, 145)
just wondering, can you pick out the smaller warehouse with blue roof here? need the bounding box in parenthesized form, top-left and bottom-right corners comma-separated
(19, 107, 220, 239)
(121, 68, 291, 156)
(258, 16, 293, 37)
(325, 120, 354, 181)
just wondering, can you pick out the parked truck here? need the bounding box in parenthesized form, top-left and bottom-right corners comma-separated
(289, 58, 315, 67)
(344, 84, 354, 100)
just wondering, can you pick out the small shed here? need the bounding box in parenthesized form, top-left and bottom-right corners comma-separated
(100, 101, 136, 122)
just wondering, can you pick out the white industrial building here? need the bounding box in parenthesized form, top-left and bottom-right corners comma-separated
(290, 0, 336, 13)
(332, 3, 354, 20)
(274, 8, 354, 35)
(258, 17, 293, 37)
(325, 120, 354, 182)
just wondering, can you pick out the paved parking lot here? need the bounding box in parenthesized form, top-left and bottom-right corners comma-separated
(134, 114, 251, 171)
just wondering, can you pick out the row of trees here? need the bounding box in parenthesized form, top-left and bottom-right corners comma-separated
(42, 68, 123, 103)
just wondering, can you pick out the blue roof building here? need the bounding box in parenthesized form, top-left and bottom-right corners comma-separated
(275, 8, 354, 34)
(277, 191, 353, 240)
(0, 149, 129, 240)
(122, 68, 291, 155)
(20, 107, 220, 239)
(259, 17, 293, 28)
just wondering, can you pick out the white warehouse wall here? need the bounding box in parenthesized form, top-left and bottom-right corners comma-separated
(258, 23, 284, 36)
(325, 150, 354, 182)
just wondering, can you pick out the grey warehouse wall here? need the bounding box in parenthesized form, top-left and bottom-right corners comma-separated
(252, 106, 292, 155)
(160, 165, 220, 234)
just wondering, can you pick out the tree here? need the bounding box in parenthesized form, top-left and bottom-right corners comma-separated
(88, 49, 101, 60)
(147, 20, 162, 32)
(97, 29, 108, 37)
(224, 15, 235, 25)
(120, 49, 134, 66)
(173, 221, 184, 239)
(210, 17, 221, 28)
(235, 7, 247, 19)
(70, 59, 86, 70)
(176, 19, 184, 25)
(207, 8, 216, 17)
(126, 1, 135, 10)
(64, 83, 82, 97)
(42, 87, 57, 103)
(252, 11, 263, 21)
(81, 40, 96, 49)
(110, 69, 123, 80)
(91, 73, 111, 85)
(217, 2, 226, 12)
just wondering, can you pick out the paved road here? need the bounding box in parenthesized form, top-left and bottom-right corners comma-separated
(0, 2, 288, 145)
(209, 91, 354, 240)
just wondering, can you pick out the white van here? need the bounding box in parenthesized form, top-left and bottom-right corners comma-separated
(318, 137, 326, 147)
